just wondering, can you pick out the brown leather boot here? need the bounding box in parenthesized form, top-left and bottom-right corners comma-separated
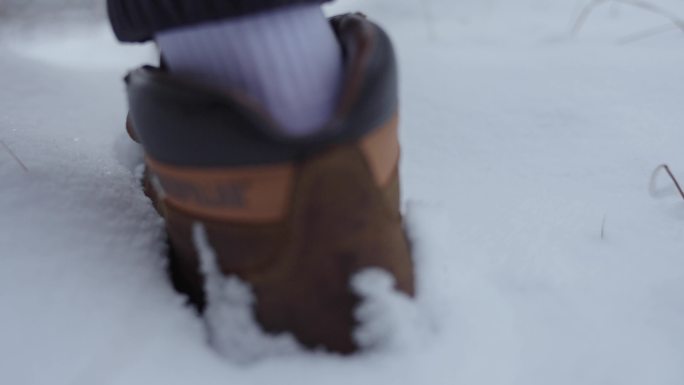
(125, 13, 414, 354)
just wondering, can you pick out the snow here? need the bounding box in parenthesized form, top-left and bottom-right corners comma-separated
(2, 0, 684, 384)
(193, 224, 301, 364)
(352, 267, 431, 352)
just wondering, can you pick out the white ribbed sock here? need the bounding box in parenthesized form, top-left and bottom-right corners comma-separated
(156, 5, 343, 137)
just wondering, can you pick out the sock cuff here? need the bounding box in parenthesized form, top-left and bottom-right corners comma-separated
(156, 4, 343, 136)
(107, 0, 331, 43)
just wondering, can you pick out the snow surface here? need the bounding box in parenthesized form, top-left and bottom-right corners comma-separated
(2, 0, 684, 384)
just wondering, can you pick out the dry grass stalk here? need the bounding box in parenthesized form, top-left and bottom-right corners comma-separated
(651, 164, 684, 201)
(572, 0, 684, 39)
(0, 139, 28, 172)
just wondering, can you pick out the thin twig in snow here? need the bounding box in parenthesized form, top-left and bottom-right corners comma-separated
(0, 139, 28, 172)
(572, 0, 684, 37)
(572, 0, 608, 36)
(650, 164, 684, 201)
(601, 214, 607, 240)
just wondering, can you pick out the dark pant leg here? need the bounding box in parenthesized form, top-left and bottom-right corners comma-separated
(108, 0, 330, 42)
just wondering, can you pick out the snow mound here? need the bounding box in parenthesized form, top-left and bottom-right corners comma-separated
(353, 268, 431, 352)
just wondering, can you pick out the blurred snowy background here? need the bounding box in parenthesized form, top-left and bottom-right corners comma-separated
(0, 0, 105, 36)
(2, 1, 684, 385)
(0, 0, 103, 20)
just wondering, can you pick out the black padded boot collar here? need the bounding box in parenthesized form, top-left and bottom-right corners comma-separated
(125, 13, 398, 167)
